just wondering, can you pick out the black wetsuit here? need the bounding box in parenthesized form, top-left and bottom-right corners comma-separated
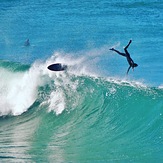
(110, 40, 138, 74)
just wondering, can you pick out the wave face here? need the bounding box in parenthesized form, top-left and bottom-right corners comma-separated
(0, 54, 163, 162)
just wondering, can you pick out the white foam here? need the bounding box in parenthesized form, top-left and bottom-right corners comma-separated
(48, 90, 65, 115)
(158, 84, 163, 89)
(0, 66, 41, 116)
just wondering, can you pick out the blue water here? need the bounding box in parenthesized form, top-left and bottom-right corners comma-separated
(0, 0, 163, 162)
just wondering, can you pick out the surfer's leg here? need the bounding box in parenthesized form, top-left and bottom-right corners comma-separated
(124, 40, 132, 53)
(110, 48, 126, 57)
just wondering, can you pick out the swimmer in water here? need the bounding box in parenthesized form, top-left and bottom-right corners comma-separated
(24, 39, 30, 46)
(110, 40, 138, 74)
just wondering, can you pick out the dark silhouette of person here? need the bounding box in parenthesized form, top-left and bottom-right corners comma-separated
(110, 40, 138, 74)
(24, 39, 30, 46)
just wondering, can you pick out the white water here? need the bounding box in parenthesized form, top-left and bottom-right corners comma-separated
(0, 67, 40, 116)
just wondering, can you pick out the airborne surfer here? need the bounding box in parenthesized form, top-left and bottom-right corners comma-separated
(110, 40, 138, 74)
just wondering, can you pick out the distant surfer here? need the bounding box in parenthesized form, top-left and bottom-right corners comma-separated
(110, 40, 138, 74)
(24, 39, 30, 46)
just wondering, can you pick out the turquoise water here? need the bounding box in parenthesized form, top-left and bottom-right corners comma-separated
(0, 0, 163, 162)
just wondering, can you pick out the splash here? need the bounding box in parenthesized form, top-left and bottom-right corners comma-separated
(0, 65, 40, 116)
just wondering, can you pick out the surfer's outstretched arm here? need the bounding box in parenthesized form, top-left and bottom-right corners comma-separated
(127, 66, 131, 75)
(110, 48, 126, 57)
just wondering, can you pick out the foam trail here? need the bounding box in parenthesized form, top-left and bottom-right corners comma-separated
(47, 42, 120, 76)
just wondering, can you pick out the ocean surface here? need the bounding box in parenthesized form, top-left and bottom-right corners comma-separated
(0, 0, 163, 162)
